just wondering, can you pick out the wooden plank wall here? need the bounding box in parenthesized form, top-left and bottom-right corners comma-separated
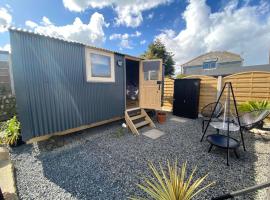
(162, 78, 174, 111)
(184, 75, 217, 111)
(222, 71, 270, 103)
(0, 61, 11, 95)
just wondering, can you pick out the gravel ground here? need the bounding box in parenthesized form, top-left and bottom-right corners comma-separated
(10, 114, 270, 200)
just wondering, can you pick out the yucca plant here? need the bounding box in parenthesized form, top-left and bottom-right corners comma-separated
(130, 161, 214, 200)
(0, 116, 21, 146)
(238, 100, 270, 113)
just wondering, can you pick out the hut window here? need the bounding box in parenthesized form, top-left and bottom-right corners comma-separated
(85, 48, 115, 82)
(143, 61, 160, 81)
(144, 70, 159, 80)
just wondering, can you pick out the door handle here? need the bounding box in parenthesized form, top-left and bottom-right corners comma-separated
(157, 80, 162, 90)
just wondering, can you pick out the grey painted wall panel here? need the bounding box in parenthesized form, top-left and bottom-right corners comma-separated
(10, 30, 125, 141)
(182, 61, 270, 76)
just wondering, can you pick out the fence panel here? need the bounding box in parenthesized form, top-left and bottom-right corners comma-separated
(163, 78, 174, 111)
(222, 71, 270, 103)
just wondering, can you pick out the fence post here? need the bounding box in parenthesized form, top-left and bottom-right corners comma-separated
(216, 76, 223, 100)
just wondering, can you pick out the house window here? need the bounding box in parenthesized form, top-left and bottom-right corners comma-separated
(85, 48, 115, 82)
(144, 70, 159, 80)
(203, 61, 217, 70)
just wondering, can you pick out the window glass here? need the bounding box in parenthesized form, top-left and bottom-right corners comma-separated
(203, 61, 216, 70)
(144, 71, 149, 80)
(144, 70, 159, 80)
(149, 71, 158, 80)
(90, 53, 111, 77)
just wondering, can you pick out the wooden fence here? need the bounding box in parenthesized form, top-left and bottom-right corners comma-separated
(222, 71, 270, 103)
(0, 61, 12, 95)
(162, 71, 270, 112)
(163, 78, 174, 111)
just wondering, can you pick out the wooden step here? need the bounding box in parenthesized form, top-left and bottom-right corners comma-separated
(135, 120, 150, 128)
(126, 107, 140, 112)
(125, 108, 155, 135)
(130, 114, 145, 121)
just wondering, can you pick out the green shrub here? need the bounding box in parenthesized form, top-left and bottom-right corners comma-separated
(238, 100, 270, 113)
(0, 116, 21, 145)
(130, 160, 214, 200)
(176, 74, 187, 79)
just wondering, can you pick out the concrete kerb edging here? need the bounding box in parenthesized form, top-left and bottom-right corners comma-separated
(0, 146, 18, 200)
(0, 147, 9, 160)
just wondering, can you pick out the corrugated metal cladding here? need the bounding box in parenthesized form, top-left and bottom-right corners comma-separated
(10, 30, 125, 141)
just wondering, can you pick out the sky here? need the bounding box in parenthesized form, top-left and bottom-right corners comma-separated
(0, 0, 270, 73)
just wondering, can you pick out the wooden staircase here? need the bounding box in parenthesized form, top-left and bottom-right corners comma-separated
(125, 107, 155, 135)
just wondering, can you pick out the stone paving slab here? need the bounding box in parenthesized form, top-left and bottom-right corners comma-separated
(142, 128, 166, 139)
(0, 147, 17, 200)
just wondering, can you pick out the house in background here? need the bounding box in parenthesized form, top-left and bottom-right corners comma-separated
(181, 51, 270, 76)
(0, 50, 13, 95)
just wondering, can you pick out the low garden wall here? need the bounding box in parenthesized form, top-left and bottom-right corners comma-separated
(0, 95, 16, 121)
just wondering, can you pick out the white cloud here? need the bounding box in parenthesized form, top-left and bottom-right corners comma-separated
(0, 7, 12, 32)
(119, 39, 132, 49)
(0, 44, 10, 52)
(25, 20, 38, 28)
(41, 16, 53, 26)
(156, 0, 270, 67)
(25, 12, 108, 46)
(147, 12, 154, 20)
(109, 30, 141, 49)
(140, 40, 146, 45)
(62, 0, 171, 27)
(109, 33, 122, 40)
(131, 31, 141, 37)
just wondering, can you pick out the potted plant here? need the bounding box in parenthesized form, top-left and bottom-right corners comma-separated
(0, 116, 22, 147)
(157, 111, 166, 123)
(238, 100, 270, 129)
(238, 100, 270, 113)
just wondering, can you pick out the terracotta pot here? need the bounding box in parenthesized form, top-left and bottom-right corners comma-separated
(157, 112, 166, 124)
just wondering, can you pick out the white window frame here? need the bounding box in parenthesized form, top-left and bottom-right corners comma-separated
(203, 61, 217, 70)
(144, 70, 159, 81)
(85, 48, 115, 82)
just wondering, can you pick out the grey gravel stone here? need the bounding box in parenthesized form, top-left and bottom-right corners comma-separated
(10, 114, 270, 200)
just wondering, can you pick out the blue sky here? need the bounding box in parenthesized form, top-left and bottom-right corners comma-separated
(0, 0, 187, 55)
(0, 0, 270, 72)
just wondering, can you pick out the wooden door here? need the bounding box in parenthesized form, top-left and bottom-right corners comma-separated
(139, 59, 163, 110)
